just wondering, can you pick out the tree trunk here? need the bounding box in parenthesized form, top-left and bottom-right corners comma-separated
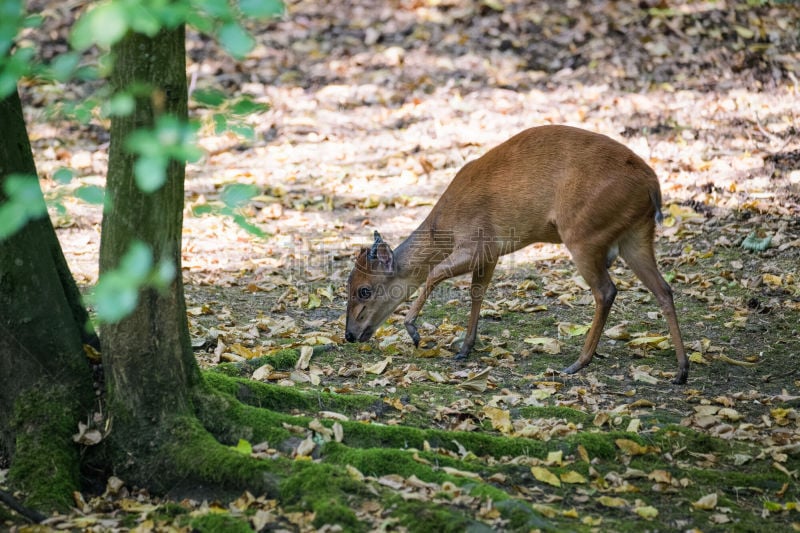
(0, 89, 95, 510)
(99, 26, 201, 483)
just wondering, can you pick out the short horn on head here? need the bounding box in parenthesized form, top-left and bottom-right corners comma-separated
(368, 230, 383, 259)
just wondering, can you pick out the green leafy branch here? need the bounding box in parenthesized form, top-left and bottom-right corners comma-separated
(125, 115, 204, 192)
(192, 88, 270, 140)
(193, 183, 269, 238)
(89, 240, 176, 323)
(0, 174, 47, 239)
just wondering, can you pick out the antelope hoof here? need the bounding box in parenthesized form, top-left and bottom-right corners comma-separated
(405, 323, 420, 347)
(561, 361, 587, 375)
(672, 367, 689, 385)
(454, 350, 468, 361)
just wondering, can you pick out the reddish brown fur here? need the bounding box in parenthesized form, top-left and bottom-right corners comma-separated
(346, 125, 688, 384)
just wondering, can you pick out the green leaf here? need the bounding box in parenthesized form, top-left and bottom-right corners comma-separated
(239, 0, 284, 19)
(71, 1, 129, 50)
(0, 0, 24, 56)
(230, 97, 268, 115)
(229, 123, 255, 140)
(192, 204, 214, 216)
(0, 202, 28, 240)
(127, 3, 161, 36)
(192, 88, 226, 107)
(230, 438, 253, 455)
(151, 258, 176, 289)
(125, 130, 162, 157)
(195, 0, 234, 18)
(741, 231, 772, 252)
(92, 271, 139, 323)
(232, 214, 268, 238)
(49, 52, 80, 82)
(105, 92, 135, 116)
(4, 174, 46, 216)
(88, 1, 130, 48)
(75, 185, 105, 205)
(220, 183, 259, 208)
(212, 113, 227, 134)
(120, 241, 153, 282)
(218, 22, 255, 58)
(134, 155, 168, 193)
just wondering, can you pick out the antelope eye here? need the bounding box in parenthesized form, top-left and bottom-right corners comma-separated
(357, 286, 372, 300)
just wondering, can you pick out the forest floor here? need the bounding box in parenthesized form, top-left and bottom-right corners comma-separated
(4, 0, 800, 531)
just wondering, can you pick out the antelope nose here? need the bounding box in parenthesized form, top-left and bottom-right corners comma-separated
(345, 331, 356, 343)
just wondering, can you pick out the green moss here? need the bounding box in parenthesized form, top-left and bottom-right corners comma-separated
(690, 467, 790, 491)
(495, 499, 553, 531)
(562, 430, 630, 460)
(516, 405, 593, 425)
(323, 442, 454, 482)
(163, 416, 284, 497)
(202, 371, 379, 415)
(8, 386, 90, 511)
(340, 419, 550, 459)
(279, 461, 368, 531)
(189, 512, 253, 533)
(312, 499, 364, 531)
(389, 498, 490, 533)
(152, 502, 188, 519)
(653, 425, 724, 453)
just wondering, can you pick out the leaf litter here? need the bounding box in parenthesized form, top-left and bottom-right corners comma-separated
(5, 0, 800, 531)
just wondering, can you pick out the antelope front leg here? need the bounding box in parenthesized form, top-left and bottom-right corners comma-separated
(455, 260, 497, 360)
(404, 250, 473, 348)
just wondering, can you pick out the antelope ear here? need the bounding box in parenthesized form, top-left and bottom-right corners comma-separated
(374, 242, 393, 271)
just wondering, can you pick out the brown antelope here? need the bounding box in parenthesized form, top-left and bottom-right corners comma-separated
(345, 125, 688, 384)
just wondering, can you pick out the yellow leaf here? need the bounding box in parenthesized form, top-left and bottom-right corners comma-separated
(635, 505, 659, 519)
(523, 337, 561, 354)
(596, 496, 627, 508)
(546, 450, 563, 466)
(364, 356, 391, 374)
(346, 465, 364, 481)
(531, 466, 561, 487)
(483, 406, 513, 434)
(667, 203, 703, 222)
(532, 503, 558, 518)
(631, 367, 659, 384)
(458, 367, 491, 392)
(734, 25, 755, 39)
(295, 345, 313, 370)
(560, 470, 587, 484)
(305, 293, 321, 309)
(605, 323, 630, 340)
(229, 343, 259, 359)
(648, 469, 672, 484)
(689, 351, 709, 364)
(692, 493, 718, 510)
(118, 499, 159, 513)
(562, 507, 579, 518)
(718, 408, 742, 421)
(716, 354, 757, 367)
(577, 444, 590, 463)
(304, 335, 336, 345)
(616, 438, 658, 456)
(440, 466, 482, 480)
(582, 516, 603, 526)
(627, 335, 669, 348)
(558, 322, 590, 337)
(593, 412, 610, 427)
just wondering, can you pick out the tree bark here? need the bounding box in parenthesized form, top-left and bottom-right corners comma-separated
(98, 25, 203, 483)
(0, 89, 95, 510)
